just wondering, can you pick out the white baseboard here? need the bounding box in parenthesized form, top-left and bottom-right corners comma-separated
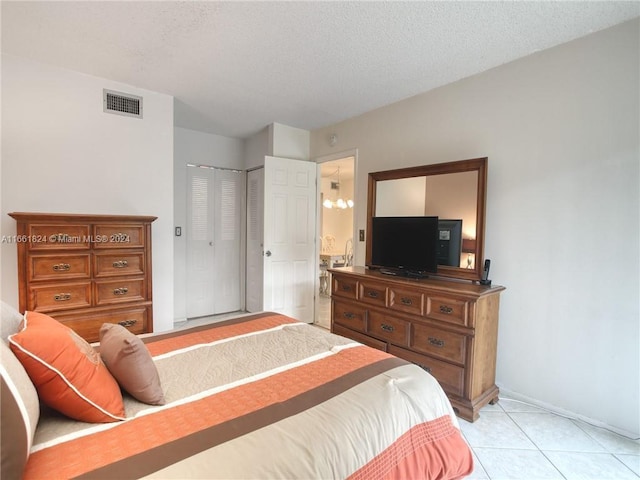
(498, 386, 639, 440)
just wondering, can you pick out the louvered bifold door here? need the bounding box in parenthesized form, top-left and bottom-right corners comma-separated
(212, 169, 245, 314)
(186, 166, 216, 318)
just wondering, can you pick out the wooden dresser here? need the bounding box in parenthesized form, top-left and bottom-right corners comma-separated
(329, 266, 505, 422)
(9, 212, 156, 342)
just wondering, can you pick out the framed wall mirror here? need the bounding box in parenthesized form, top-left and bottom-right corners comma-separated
(366, 157, 488, 282)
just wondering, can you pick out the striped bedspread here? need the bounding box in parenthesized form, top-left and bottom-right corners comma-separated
(25, 312, 473, 479)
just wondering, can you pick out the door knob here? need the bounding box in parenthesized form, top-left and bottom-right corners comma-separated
(265, 250, 272, 257)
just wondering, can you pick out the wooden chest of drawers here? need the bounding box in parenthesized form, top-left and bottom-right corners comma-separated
(330, 266, 505, 422)
(9, 212, 156, 342)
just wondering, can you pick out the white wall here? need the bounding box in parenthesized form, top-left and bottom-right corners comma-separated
(1, 54, 175, 333)
(310, 20, 640, 436)
(272, 123, 310, 160)
(173, 126, 245, 322)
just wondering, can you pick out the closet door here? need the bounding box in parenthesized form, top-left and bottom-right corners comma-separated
(245, 168, 264, 313)
(187, 166, 245, 318)
(186, 166, 215, 318)
(212, 169, 245, 314)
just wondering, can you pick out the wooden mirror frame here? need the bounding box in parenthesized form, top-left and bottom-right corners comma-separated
(365, 157, 488, 282)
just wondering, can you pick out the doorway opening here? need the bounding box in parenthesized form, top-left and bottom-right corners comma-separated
(316, 154, 356, 328)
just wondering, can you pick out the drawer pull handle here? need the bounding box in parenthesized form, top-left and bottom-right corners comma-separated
(439, 305, 454, 314)
(367, 291, 379, 298)
(341, 285, 352, 291)
(54, 293, 71, 301)
(112, 260, 129, 268)
(118, 319, 137, 328)
(401, 297, 412, 305)
(420, 365, 432, 374)
(113, 287, 129, 295)
(343, 312, 356, 319)
(428, 337, 445, 348)
(380, 323, 394, 333)
(52, 263, 71, 272)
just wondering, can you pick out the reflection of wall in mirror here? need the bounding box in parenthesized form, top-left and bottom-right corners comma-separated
(425, 171, 477, 239)
(375, 177, 427, 216)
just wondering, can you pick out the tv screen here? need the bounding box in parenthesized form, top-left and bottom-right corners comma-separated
(436, 219, 463, 267)
(370, 216, 438, 276)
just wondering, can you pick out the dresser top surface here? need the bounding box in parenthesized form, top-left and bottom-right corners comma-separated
(9, 212, 157, 223)
(329, 266, 505, 297)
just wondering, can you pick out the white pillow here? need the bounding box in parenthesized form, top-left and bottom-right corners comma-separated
(1, 340, 40, 478)
(1, 301, 24, 342)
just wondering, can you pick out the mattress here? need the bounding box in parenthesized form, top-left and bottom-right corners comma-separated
(23, 312, 473, 479)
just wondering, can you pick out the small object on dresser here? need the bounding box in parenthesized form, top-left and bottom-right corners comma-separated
(479, 258, 492, 286)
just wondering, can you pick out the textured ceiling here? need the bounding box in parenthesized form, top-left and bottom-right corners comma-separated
(2, 1, 638, 138)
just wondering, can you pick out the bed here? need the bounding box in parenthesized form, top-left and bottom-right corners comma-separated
(1, 306, 473, 479)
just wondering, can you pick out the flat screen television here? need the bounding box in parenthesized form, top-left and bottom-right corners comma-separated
(370, 216, 438, 277)
(436, 219, 463, 267)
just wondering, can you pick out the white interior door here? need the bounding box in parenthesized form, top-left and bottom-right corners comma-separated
(186, 166, 215, 318)
(263, 156, 317, 323)
(245, 168, 264, 312)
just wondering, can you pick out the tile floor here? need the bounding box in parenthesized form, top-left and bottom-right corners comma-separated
(180, 307, 640, 480)
(461, 400, 639, 479)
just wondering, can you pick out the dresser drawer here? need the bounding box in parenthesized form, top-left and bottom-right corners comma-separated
(366, 310, 409, 346)
(95, 278, 145, 305)
(411, 323, 467, 365)
(332, 300, 367, 333)
(28, 254, 91, 281)
(389, 345, 465, 397)
(93, 224, 145, 249)
(56, 307, 147, 343)
(28, 281, 92, 312)
(389, 287, 424, 316)
(94, 251, 145, 277)
(332, 323, 387, 352)
(426, 296, 469, 326)
(358, 281, 387, 307)
(27, 224, 91, 250)
(332, 275, 358, 300)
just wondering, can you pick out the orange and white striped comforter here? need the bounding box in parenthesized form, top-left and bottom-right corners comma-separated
(25, 312, 473, 479)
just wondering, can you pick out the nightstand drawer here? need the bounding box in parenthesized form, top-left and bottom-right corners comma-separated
(95, 278, 145, 305)
(411, 323, 467, 365)
(426, 296, 469, 326)
(332, 300, 367, 333)
(389, 345, 465, 397)
(367, 310, 409, 346)
(358, 281, 387, 307)
(332, 275, 358, 300)
(28, 254, 91, 281)
(29, 281, 92, 312)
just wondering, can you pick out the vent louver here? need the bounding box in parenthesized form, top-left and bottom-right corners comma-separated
(103, 89, 143, 118)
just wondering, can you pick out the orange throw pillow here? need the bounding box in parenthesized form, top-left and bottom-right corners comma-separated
(8, 311, 125, 423)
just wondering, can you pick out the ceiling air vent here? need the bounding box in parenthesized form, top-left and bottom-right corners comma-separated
(103, 89, 143, 119)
